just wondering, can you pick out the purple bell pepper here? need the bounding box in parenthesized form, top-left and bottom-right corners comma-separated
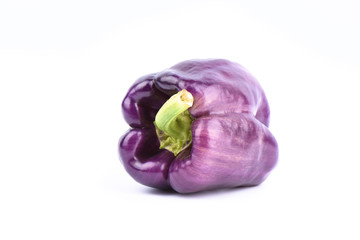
(119, 59, 278, 193)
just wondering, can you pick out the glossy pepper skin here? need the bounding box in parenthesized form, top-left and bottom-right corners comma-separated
(119, 59, 278, 193)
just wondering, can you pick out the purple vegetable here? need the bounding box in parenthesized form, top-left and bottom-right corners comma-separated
(119, 59, 278, 193)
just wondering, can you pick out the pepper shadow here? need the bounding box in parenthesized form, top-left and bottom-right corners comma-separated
(143, 185, 259, 198)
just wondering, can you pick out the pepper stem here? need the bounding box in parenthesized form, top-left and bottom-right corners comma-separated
(154, 90, 194, 156)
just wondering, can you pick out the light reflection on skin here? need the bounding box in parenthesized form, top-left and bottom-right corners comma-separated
(132, 160, 157, 171)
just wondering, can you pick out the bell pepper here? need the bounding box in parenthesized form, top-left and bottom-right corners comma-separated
(119, 59, 278, 193)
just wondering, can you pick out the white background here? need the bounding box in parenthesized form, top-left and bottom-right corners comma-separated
(1, 0, 359, 239)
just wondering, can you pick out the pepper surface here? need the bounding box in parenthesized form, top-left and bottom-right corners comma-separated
(119, 59, 278, 193)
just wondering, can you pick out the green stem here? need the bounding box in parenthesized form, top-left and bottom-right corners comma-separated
(154, 89, 194, 156)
